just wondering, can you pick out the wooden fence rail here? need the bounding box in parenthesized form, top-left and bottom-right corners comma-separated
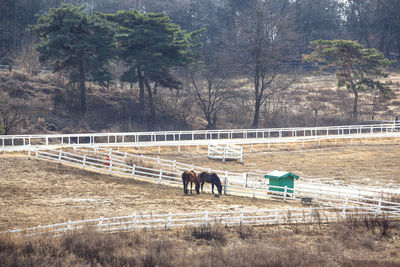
(7, 205, 400, 237)
(2, 123, 399, 151)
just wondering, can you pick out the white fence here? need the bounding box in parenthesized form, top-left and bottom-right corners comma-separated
(2, 123, 400, 151)
(72, 145, 400, 200)
(207, 144, 243, 162)
(7, 205, 400, 236)
(30, 147, 400, 212)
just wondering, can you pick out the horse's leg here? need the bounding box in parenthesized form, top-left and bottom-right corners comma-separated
(190, 181, 193, 194)
(211, 183, 214, 194)
(195, 181, 200, 194)
(183, 180, 188, 195)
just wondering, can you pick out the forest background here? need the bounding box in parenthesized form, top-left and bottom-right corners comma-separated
(1, 0, 399, 133)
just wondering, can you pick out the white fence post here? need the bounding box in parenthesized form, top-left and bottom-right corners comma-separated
(108, 158, 112, 175)
(168, 212, 172, 228)
(67, 220, 72, 231)
(342, 196, 348, 219)
(132, 214, 137, 231)
(35, 145, 39, 159)
(375, 199, 382, 218)
(83, 155, 86, 168)
(132, 164, 135, 179)
(284, 186, 287, 201)
(58, 151, 62, 164)
(275, 209, 279, 224)
(240, 210, 244, 226)
(224, 173, 228, 195)
(159, 169, 163, 184)
(205, 211, 208, 226)
(98, 217, 103, 231)
(243, 172, 247, 187)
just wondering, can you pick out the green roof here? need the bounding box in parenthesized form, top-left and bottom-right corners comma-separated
(264, 170, 299, 180)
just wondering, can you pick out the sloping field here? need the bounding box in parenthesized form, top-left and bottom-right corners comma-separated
(0, 157, 301, 231)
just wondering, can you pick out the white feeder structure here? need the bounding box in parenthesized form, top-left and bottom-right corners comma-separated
(207, 143, 243, 162)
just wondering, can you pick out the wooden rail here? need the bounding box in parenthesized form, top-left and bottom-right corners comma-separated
(2, 123, 399, 151)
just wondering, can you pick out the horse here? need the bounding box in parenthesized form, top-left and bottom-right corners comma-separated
(198, 171, 223, 195)
(181, 170, 200, 195)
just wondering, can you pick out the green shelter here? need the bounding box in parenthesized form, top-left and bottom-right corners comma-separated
(265, 170, 299, 193)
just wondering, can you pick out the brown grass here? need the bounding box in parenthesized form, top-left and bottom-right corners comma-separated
(1, 220, 400, 267)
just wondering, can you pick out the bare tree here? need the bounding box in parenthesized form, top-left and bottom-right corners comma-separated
(10, 40, 41, 77)
(189, 64, 238, 129)
(0, 93, 24, 135)
(234, 0, 300, 128)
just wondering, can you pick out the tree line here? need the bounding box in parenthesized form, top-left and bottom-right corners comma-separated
(0, 0, 398, 130)
(2, 0, 400, 63)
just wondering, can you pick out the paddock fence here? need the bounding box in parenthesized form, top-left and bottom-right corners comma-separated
(71, 145, 400, 201)
(7, 205, 400, 237)
(30, 146, 400, 213)
(2, 123, 400, 151)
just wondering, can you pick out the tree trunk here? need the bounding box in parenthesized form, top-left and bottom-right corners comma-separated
(137, 68, 145, 122)
(252, 98, 261, 128)
(144, 78, 155, 125)
(78, 59, 86, 114)
(352, 88, 359, 119)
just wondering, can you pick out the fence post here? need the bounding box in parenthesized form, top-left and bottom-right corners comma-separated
(168, 212, 172, 228)
(342, 196, 348, 219)
(67, 220, 72, 231)
(58, 151, 62, 164)
(309, 207, 313, 223)
(35, 145, 39, 159)
(98, 217, 103, 231)
(205, 211, 208, 226)
(132, 164, 135, 180)
(243, 172, 247, 188)
(28, 146, 31, 160)
(224, 172, 228, 195)
(108, 158, 112, 175)
(132, 214, 137, 231)
(284, 186, 287, 201)
(275, 209, 279, 224)
(375, 199, 382, 218)
(159, 169, 163, 184)
(173, 160, 176, 170)
(240, 210, 244, 226)
(252, 180, 256, 198)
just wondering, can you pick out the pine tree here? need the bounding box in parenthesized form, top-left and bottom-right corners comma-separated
(106, 10, 203, 125)
(303, 39, 394, 118)
(29, 4, 115, 114)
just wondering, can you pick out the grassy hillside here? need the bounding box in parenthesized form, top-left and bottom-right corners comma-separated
(1, 69, 400, 134)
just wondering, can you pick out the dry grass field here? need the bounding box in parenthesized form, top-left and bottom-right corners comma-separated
(0, 157, 302, 232)
(1, 143, 400, 266)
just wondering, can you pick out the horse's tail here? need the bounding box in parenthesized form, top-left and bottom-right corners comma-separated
(182, 171, 187, 181)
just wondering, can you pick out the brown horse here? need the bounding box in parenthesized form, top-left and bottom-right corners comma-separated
(182, 171, 200, 195)
(198, 171, 223, 195)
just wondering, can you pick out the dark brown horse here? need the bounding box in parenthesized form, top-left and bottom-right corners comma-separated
(182, 171, 200, 195)
(198, 171, 223, 195)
